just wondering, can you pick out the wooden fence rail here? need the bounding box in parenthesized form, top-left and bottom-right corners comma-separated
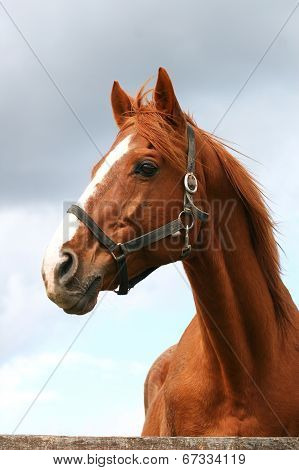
(0, 435, 298, 450)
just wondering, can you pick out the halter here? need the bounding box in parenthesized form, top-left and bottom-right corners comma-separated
(67, 125, 208, 295)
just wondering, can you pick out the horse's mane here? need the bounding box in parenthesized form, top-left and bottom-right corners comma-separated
(122, 86, 293, 328)
(201, 132, 293, 329)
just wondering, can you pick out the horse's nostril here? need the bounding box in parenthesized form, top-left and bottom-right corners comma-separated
(58, 253, 73, 278)
(56, 250, 78, 285)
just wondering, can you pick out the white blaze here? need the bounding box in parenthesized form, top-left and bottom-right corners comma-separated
(42, 135, 132, 292)
(78, 134, 132, 208)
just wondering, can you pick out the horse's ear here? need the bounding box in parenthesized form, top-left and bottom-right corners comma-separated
(154, 67, 185, 128)
(111, 81, 133, 127)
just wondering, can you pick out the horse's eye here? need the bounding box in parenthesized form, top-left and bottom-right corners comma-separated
(134, 161, 158, 177)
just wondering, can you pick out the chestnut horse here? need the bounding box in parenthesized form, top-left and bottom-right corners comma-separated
(42, 68, 298, 436)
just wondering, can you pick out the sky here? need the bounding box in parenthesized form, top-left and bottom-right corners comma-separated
(0, 0, 298, 436)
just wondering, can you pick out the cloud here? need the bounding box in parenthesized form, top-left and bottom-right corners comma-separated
(0, 354, 59, 409)
(58, 350, 148, 376)
(0, 350, 147, 435)
(0, 0, 298, 203)
(0, 204, 64, 359)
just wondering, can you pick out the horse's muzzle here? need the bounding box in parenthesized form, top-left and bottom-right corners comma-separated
(63, 276, 102, 315)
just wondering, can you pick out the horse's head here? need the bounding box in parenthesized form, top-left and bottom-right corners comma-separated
(42, 68, 208, 314)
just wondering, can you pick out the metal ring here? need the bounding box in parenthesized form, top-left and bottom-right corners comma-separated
(184, 172, 198, 194)
(178, 210, 195, 230)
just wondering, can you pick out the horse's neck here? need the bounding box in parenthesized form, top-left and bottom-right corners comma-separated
(183, 153, 282, 394)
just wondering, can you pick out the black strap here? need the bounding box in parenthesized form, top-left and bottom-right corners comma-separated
(67, 204, 117, 252)
(67, 205, 185, 295)
(67, 204, 130, 295)
(122, 218, 184, 253)
(185, 193, 208, 222)
(187, 125, 196, 173)
(114, 250, 129, 295)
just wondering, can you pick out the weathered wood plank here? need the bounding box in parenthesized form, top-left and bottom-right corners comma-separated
(0, 435, 298, 450)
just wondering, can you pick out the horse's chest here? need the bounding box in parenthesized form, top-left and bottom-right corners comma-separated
(163, 369, 221, 435)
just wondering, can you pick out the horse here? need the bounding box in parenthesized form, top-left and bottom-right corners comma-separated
(42, 67, 298, 436)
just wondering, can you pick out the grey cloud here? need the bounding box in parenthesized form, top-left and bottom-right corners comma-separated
(0, 0, 298, 204)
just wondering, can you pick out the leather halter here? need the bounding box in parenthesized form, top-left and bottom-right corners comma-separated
(67, 125, 208, 295)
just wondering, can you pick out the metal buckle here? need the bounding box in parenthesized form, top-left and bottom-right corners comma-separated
(181, 225, 192, 259)
(184, 172, 198, 194)
(110, 243, 126, 260)
(178, 209, 195, 230)
(181, 245, 191, 259)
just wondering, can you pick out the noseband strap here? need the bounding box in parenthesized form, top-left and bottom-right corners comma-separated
(67, 124, 208, 295)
